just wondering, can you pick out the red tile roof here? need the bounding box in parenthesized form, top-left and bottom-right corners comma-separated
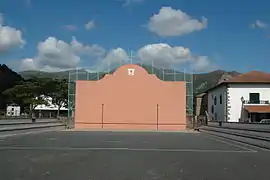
(244, 105, 270, 113)
(206, 71, 270, 92)
(226, 71, 270, 83)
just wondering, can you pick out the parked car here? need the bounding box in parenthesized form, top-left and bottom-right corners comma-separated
(260, 119, 270, 124)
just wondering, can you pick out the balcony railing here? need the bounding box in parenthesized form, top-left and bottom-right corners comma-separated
(243, 100, 270, 104)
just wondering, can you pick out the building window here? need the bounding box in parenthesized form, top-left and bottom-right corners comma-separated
(214, 96, 217, 105)
(211, 105, 214, 114)
(215, 113, 217, 120)
(249, 93, 260, 104)
(220, 94, 222, 104)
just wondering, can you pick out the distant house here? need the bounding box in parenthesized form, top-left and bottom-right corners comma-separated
(193, 93, 208, 126)
(206, 71, 270, 122)
(34, 96, 68, 118)
(6, 103, 21, 117)
(194, 93, 208, 117)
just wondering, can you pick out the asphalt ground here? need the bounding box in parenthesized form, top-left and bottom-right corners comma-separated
(0, 130, 269, 180)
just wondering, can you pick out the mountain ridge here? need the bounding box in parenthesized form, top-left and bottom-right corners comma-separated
(19, 66, 241, 94)
(0, 64, 24, 109)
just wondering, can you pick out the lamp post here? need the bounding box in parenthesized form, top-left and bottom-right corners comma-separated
(240, 96, 244, 103)
(240, 96, 244, 122)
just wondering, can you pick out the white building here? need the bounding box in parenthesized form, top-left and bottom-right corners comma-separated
(6, 103, 21, 117)
(34, 95, 68, 118)
(207, 71, 270, 122)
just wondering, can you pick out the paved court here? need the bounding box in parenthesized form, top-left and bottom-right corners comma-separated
(0, 131, 269, 180)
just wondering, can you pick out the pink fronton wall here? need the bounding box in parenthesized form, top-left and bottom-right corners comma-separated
(75, 64, 186, 131)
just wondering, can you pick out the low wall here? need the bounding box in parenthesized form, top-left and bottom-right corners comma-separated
(208, 121, 270, 131)
(0, 118, 59, 124)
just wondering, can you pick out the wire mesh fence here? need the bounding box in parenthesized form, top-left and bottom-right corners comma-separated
(68, 62, 194, 118)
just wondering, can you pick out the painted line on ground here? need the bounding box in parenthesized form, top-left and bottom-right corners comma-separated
(206, 135, 257, 152)
(107, 140, 122, 143)
(0, 146, 257, 153)
(68, 129, 199, 133)
(200, 129, 270, 152)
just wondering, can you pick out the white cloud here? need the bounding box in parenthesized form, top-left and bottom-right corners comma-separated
(71, 37, 105, 57)
(17, 38, 215, 72)
(19, 37, 106, 72)
(35, 37, 80, 69)
(96, 43, 215, 72)
(147, 6, 207, 37)
(250, 20, 268, 29)
(137, 43, 215, 72)
(138, 43, 191, 68)
(85, 20, 95, 30)
(97, 48, 129, 71)
(0, 14, 25, 53)
(191, 56, 216, 72)
(0, 26, 25, 53)
(21, 58, 65, 72)
(21, 58, 36, 70)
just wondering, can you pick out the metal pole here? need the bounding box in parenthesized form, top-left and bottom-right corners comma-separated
(107, 60, 110, 74)
(191, 69, 194, 115)
(76, 67, 78, 80)
(184, 68, 186, 81)
(152, 59, 154, 74)
(191, 68, 194, 116)
(68, 72, 70, 117)
(101, 104, 104, 128)
(173, 67, 176, 81)
(157, 104, 159, 130)
(162, 68, 164, 81)
(184, 68, 188, 115)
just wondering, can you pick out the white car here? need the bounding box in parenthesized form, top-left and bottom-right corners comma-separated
(260, 119, 270, 124)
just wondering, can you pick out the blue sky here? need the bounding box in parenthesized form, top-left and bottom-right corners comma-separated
(0, 0, 269, 73)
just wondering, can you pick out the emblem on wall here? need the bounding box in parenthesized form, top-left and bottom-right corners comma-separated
(128, 68, 135, 76)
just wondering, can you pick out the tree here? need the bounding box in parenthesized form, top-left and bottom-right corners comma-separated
(3, 79, 49, 117)
(49, 79, 68, 118)
(3, 77, 68, 118)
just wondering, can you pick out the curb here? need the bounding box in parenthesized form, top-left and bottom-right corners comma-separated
(200, 128, 270, 151)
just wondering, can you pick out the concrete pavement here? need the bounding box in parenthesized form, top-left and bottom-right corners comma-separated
(0, 131, 269, 180)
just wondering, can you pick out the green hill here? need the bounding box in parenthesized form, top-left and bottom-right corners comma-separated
(0, 64, 24, 109)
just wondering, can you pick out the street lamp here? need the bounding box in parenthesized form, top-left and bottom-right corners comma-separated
(240, 96, 244, 102)
(240, 96, 244, 122)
